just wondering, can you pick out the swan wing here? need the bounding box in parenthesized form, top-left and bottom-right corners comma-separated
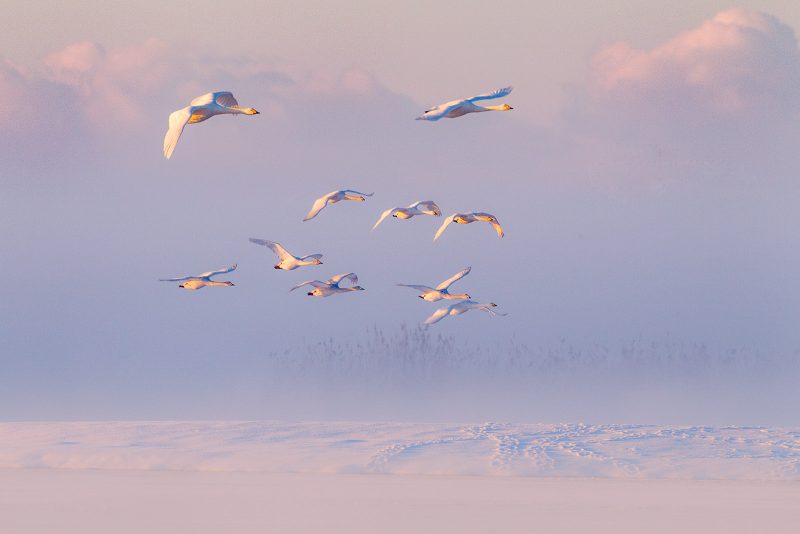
(289, 280, 327, 292)
(490, 220, 505, 238)
(412, 200, 441, 216)
(249, 239, 292, 260)
(343, 190, 373, 197)
(372, 208, 395, 230)
(416, 100, 462, 121)
(327, 272, 358, 286)
(159, 275, 193, 282)
(423, 305, 453, 325)
(163, 107, 191, 159)
(189, 92, 215, 106)
(300, 254, 323, 261)
(436, 266, 471, 291)
(467, 86, 513, 103)
(197, 264, 237, 279)
(304, 193, 333, 221)
(213, 91, 240, 108)
(433, 214, 456, 241)
(397, 284, 434, 293)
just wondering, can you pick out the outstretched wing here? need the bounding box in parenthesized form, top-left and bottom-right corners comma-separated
(372, 208, 396, 230)
(343, 190, 374, 197)
(197, 264, 237, 279)
(410, 200, 441, 216)
(467, 86, 513, 103)
(396, 284, 434, 293)
(436, 266, 471, 291)
(423, 306, 453, 325)
(163, 107, 191, 159)
(303, 192, 334, 221)
(289, 280, 328, 292)
(300, 254, 323, 261)
(416, 99, 462, 121)
(489, 220, 505, 238)
(433, 214, 456, 241)
(249, 239, 292, 260)
(159, 275, 193, 282)
(213, 91, 240, 108)
(327, 272, 358, 286)
(189, 92, 215, 106)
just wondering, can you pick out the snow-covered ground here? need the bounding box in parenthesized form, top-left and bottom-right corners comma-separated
(2, 421, 799, 478)
(2, 421, 800, 533)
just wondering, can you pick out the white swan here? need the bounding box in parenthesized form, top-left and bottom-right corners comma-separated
(304, 190, 374, 221)
(159, 264, 237, 290)
(290, 272, 365, 297)
(249, 239, 322, 270)
(397, 266, 472, 302)
(423, 300, 506, 325)
(416, 86, 513, 121)
(372, 201, 442, 231)
(434, 212, 504, 241)
(163, 91, 259, 159)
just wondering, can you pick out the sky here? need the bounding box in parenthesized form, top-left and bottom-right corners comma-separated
(1, 1, 799, 421)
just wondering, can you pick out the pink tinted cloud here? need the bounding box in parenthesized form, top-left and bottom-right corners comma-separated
(590, 9, 800, 114)
(43, 38, 173, 125)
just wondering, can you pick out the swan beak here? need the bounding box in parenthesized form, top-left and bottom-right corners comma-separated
(253, 109, 260, 114)
(307, 292, 313, 296)
(274, 265, 281, 269)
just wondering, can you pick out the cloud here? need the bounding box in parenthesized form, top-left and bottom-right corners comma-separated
(589, 8, 800, 116)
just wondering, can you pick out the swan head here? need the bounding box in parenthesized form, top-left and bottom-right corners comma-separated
(274, 265, 282, 269)
(354, 286, 365, 291)
(225, 282, 235, 286)
(245, 108, 259, 115)
(313, 259, 323, 265)
(489, 302, 497, 307)
(501, 104, 512, 111)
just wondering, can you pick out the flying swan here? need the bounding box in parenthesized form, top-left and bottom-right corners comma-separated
(434, 212, 504, 241)
(159, 264, 237, 290)
(397, 266, 472, 302)
(372, 201, 442, 231)
(163, 91, 259, 159)
(290, 272, 365, 297)
(416, 86, 513, 121)
(249, 239, 323, 270)
(423, 300, 507, 325)
(304, 190, 374, 221)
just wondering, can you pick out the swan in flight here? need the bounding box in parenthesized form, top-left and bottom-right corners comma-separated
(423, 300, 507, 326)
(163, 91, 259, 159)
(372, 201, 442, 231)
(397, 266, 472, 302)
(290, 272, 365, 297)
(304, 190, 374, 221)
(416, 86, 513, 121)
(249, 239, 322, 270)
(434, 212, 504, 241)
(159, 264, 237, 290)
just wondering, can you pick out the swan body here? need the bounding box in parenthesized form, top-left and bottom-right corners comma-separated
(290, 272, 365, 297)
(163, 91, 259, 159)
(434, 212, 504, 241)
(416, 86, 513, 121)
(304, 190, 374, 221)
(249, 239, 322, 270)
(372, 201, 442, 230)
(159, 264, 237, 290)
(397, 266, 472, 302)
(423, 300, 506, 325)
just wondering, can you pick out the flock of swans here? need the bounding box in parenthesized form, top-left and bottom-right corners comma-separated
(159, 87, 515, 325)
